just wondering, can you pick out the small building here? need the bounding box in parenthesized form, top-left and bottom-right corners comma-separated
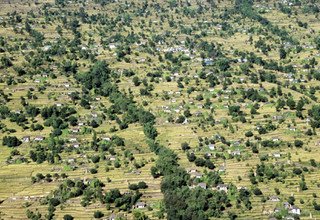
(71, 127, 80, 133)
(78, 121, 85, 126)
(131, 170, 141, 175)
(273, 207, 281, 213)
(135, 202, 146, 209)
(69, 137, 77, 142)
(208, 144, 215, 150)
(109, 213, 124, 220)
(72, 142, 80, 148)
(194, 111, 202, 117)
(289, 206, 301, 215)
(203, 58, 214, 66)
(102, 136, 111, 141)
(273, 152, 281, 158)
(283, 202, 291, 209)
(218, 165, 226, 172)
(216, 184, 228, 192)
(231, 150, 241, 156)
(34, 136, 44, 141)
(22, 136, 30, 143)
(269, 195, 280, 202)
(108, 156, 116, 161)
(191, 172, 202, 179)
(288, 126, 296, 131)
(272, 137, 280, 142)
(197, 182, 207, 189)
(91, 112, 98, 118)
(273, 115, 283, 121)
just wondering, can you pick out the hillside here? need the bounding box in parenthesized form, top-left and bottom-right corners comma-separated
(1, 0, 320, 219)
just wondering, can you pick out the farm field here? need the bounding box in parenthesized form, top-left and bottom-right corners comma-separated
(1, 0, 320, 219)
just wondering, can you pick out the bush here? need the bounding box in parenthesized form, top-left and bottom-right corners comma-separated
(138, 181, 148, 189)
(253, 187, 263, 196)
(293, 168, 302, 175)
(194, 158, 206, 167)
(93, 210, 104, 218)
(129, 184, 139, 190)
(63, 214, 74, 220)
(49, 198, 60, 207)
(181, 142, 190, 151)
(294, 140, 304, 148)
(3, 136, 22, 147)
(91, 155, 100, 163)
(245, 131, 253, 137)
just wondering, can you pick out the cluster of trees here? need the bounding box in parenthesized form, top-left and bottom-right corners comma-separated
(2, 136, 22, 147)
(31, 172, 67, 184)
(249, 162, 286, 184)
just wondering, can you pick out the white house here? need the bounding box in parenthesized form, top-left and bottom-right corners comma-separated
(216, 184, 228, 192)
(289, 206, 301, 215)
(34, 136, 44, 141)
(208, 144, 215, 150)
(135, 202, 146, 209)
(22, 136, 30, 143)
(269, 195, 280, 202)
(197, 182, 207, 189)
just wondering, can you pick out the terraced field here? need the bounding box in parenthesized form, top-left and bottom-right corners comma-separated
(1, 0, 320, 219)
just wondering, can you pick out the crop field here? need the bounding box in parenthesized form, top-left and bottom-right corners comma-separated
(1, 0, 320, 219)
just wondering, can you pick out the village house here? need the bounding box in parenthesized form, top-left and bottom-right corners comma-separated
(135, 202, 147, 209)
(232, 141, 241, 147)
(273, 115, 283, 121)
(72, 142, 80, 148)
(289, 206, 301, 215)
(218, 165, 226, 173)
(108, 156, 116, 161)
(109, 44, 117, 49)
(288, 126, 296, 131)
(69, 137, 77, 142)
(194, 111, 202, 117)
(22, 136, 30, 143)
(78, 121, 85, 126)
(272, 137, 280, 142)
(34, 136, 44, 141)
(71, 127, 80, 133)
(192, 172, 203, 179)
(273, 207, 281, 213)
(91, 112, 98, 118)
(109, 213, 124, 220)
(203, 58, 214, 66)
(216, 184, 228, 192)
(197, 182, 207, 189)
(273, 152, 281, 158)
(231, 150, 241, 156)
(237, 186, 247, 191)
(208, 143, 215, 150)
(131, 170, 141, 175)
(282, 201, 301, 215)
(269, 195, 280, 202)
(187, 168, 198, 174)
(102, 136, 111, 141)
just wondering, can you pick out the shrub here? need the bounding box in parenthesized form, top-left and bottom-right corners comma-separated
(63, 214, 74, 220)
(93, 210, 104, 218)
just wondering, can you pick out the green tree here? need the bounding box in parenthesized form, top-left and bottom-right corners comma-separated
(143, 123, 158, 140)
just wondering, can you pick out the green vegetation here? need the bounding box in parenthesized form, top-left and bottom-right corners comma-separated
(1, 0, 320, 219)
